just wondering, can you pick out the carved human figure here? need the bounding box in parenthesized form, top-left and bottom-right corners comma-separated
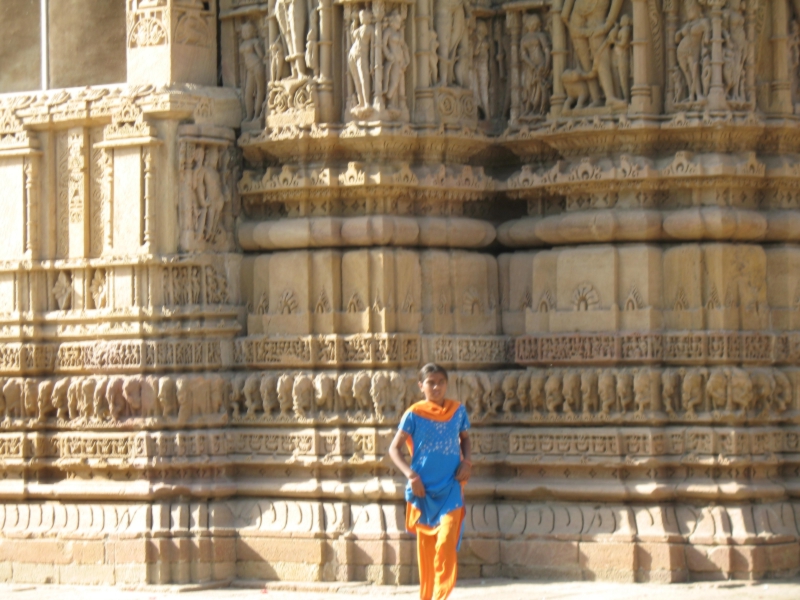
(722, 0, 747, 101)
(428, 30, 440, 85)
(202, 146, 227, 243)
(472, 20, 491, 119)
(383, 11, 411, 113)
(93, 377, 109, 421)
(240, 21, 266, 121)
(190, 145, 209, 243)
(520, 14, 551, 116)
(613, 14, 631, 103)
(560, 0, 626, 107)
(598, 371, 615, 416)
(675, 0, 710, 102)
(348, 9, 375, 113)
(275, 0, 310, 79)
(270, 40, 286, 82)
(791, 21, 800, 100)
(435, 0, 469, 86)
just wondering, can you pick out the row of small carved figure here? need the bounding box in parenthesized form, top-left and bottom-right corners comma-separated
(480, 367, 794, 422)
(0, 367, 792, 426)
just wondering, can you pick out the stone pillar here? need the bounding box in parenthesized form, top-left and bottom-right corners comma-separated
(507, 10, 521, 125)
(550, 0, 567, 117)
(630, 0, 652, 113)
(318, 0, 335, 121)
(67, 127, 89, 259)
(771, 0, 792, 114)
(707, 0, 727, 109)
(127, 0, 218, 86)
(414, 0, 434, 123)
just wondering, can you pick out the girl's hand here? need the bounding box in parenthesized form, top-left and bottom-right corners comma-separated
(455, 460, 472, 482)
(409, 473, 426, 497)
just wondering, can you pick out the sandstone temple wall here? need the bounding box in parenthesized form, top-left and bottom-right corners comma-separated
(0, 0, 800, 586)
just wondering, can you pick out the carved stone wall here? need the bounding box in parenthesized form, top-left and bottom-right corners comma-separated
(1, 0, 800, 587)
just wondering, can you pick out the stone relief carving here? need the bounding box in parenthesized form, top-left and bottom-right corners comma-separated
(560, 0, 628, 109)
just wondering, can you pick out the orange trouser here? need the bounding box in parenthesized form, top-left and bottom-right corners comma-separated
(415, 509, 461, 600)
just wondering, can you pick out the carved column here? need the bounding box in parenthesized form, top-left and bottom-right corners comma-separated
(550, 0, 567, 117)
(373, 0, 387, 114)
(102, 148, 114, 253)
(771, 0, 793, 113)
(707, 0, 728, 109)
(414, 0, 435, 122)
(143, 146, 155, 251)
(507, 10, 521, 125)
(630, 0, 652, 113)
(67, 127, 89, 259)
(664, 0, 678, 113)
(318, 0, 335, 121)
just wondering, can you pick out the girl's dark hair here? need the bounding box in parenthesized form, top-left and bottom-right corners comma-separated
(418, 363, 448, 382)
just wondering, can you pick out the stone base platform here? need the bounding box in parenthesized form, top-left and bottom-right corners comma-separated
(1, 500, 799, 585)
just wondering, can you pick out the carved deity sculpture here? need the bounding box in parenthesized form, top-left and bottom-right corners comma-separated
(191, 145, 228, 245)
(472, 20, 491, 119)
(560, 0, 627, 107)
(383, 11, 411, 113)
(348, 9, 375, 116)
(613, 14, 631, 103)
(520, 14, 551, 117)
(435, 0, 470, 86)
(275, 0, 310, 79)
(675, 0, 711, 103)
(722, 0, 747, 102)
(240, 21, 266, 121)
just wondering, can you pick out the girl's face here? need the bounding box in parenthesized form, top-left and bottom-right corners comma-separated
(418, 372, 448, 404)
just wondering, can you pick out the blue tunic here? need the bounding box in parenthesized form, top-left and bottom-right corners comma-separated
(399, 403, 470, 530)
